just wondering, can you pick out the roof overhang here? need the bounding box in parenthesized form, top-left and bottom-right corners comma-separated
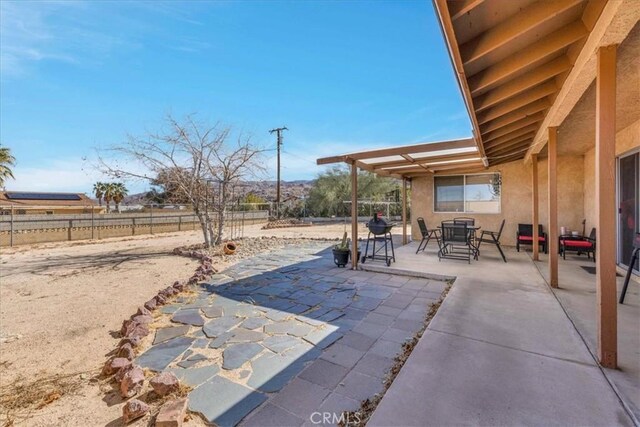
(432, 0, 629, 166)
(316, 137, 486, 178)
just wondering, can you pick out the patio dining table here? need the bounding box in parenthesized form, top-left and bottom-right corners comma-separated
(438, 222, 482, 260)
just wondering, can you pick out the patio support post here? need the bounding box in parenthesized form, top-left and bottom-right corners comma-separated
(548, 127, 559, 288)
(596, 44, 617, 369)
(532, 154, 539, 261)
(402, 178, 408, 245)
(351, 161, 358, 270)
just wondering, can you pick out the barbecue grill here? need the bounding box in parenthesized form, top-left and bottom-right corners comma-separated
(361, 213, 396, 266)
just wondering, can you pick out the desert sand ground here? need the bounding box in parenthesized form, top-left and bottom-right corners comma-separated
(0, 223, 410, 426)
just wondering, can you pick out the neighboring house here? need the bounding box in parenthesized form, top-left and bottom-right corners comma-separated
(0, 191, 105, 215)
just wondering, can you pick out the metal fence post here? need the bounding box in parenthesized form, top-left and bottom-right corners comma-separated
(10, 206, 14, 247)
(150, 205, 154, 235)
(132, 218, 136, 235)
(91, 209, 95, 240)
(178, 215, 182, 231)
(68, 219, 72, 241)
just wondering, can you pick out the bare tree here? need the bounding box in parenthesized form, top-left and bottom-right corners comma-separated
(99, 114, 265, 247)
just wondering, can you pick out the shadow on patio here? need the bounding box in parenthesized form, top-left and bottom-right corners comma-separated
(133, 241, 445, 426)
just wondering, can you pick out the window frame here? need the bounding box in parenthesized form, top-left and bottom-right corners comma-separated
(433, 172, 502, 214)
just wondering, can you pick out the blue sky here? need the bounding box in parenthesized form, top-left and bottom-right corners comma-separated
(0, 0, 471, 194)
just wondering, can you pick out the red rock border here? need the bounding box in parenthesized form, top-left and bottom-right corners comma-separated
(102, 247, 218, 426)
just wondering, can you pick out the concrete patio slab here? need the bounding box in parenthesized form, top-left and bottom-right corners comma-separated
(368, 243, 636, 426)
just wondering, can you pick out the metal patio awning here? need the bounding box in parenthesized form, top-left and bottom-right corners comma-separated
(316, 137, 486, 178)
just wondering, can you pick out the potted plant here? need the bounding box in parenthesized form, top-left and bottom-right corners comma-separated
(332, 232, 350, 267)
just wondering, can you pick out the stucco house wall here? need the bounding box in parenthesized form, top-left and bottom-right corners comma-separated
(410, 155, 585, 246)
(583, 118, 640, 231)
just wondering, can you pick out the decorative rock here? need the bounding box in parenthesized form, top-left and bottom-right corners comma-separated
(120, 315, 153, 336)
(102, 357, 130, 376)
(137, 306, 152, 316)
(121, 336, 142, 348)
(144, 298, 158, 311)
(124, 323, 150, 340)
(118, 343, 136, 360)
(240, 317, 268, 330)
(122, 398, 149, 423)
(120, 366, 145, 398)
(156, 398, 188, 427)
(173, 281, 186, 291)
(156, 294, 167, 305)
(150, 372, 180, 396)
(115, 362, 134, 382)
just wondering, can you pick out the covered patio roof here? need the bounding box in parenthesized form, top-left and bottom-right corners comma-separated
(316, 137, 486, 178)
(433, 0, 611, 165)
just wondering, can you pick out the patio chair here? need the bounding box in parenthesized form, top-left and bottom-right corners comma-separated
(516, 224, 548, 254)
(415, 217, 440, 254)
(560, 227, 596, 261)
(477, 219, 507, 263)
(438, 220, 474, 264)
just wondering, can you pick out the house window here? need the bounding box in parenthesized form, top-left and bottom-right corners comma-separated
(434, 173, 501, 213)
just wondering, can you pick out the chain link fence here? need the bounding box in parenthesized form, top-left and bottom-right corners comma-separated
(0, 206, 269, 247)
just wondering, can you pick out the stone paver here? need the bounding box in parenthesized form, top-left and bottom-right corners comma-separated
(153, 325, 190, 345)
(133, 242, 441, 426)
(171, 308, 205, 326)
(189, 375, 267, 426)
(223, 343, 263, 369)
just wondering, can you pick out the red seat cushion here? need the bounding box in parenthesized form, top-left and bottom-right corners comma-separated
(561, 240, 593, 248)
(518, 236, 546, 242)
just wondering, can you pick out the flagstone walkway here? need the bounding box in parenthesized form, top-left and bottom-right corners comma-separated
(135, 241, 447, 426)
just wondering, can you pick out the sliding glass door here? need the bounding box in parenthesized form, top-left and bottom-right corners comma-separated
(618, 152, 639, 271)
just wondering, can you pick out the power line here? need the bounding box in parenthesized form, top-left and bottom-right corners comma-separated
(269, 126, 288, 218)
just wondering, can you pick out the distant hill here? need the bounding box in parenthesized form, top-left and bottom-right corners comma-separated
(116, 180, 315, 205)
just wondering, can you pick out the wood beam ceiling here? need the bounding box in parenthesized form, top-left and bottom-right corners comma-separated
(449, 0, 484, 21)
(481, 111, 545, 142)
(483, 122, 540, 145)
(477, 83, 556, 124)
(468, 21, 588, 96)
(474, 56, 571, 112)
(459, 0, 582, 68)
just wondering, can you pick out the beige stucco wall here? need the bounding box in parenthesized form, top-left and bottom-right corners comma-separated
(411, 155, 585, 246)
(583, 118, 640, 230)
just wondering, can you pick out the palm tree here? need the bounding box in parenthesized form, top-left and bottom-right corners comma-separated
(93, 182, 107, 206)
(103, 183, 114, 213)
(111, 183, 128, 213)
(0, 146, 16, 189)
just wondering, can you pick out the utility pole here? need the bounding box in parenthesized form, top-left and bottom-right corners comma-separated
(269, 126, 288, 219)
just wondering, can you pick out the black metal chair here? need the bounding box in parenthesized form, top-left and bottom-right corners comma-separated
(477, 219, 507, 262)
(516, 224, 548, 254)
(415, 217, 440, 254)
(438, 221, 474, 264)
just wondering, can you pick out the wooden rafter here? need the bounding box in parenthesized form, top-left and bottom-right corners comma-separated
(486, 140, 531, 157)
(316, 138, 475, 164)
(480, 107, 546, 135)
(483, 119, 541, 144)
(482, 111, 544, 141)
(477, 83, 555, 125)
(486, 124, 538, 148)
(460, 0, 582, 67)
(449, 0, 485, 21)
(370, 151, 479, 169)
(468, 21, 588, 95)
(485, 133, 534, 152)
(474, 56, 571, 112)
